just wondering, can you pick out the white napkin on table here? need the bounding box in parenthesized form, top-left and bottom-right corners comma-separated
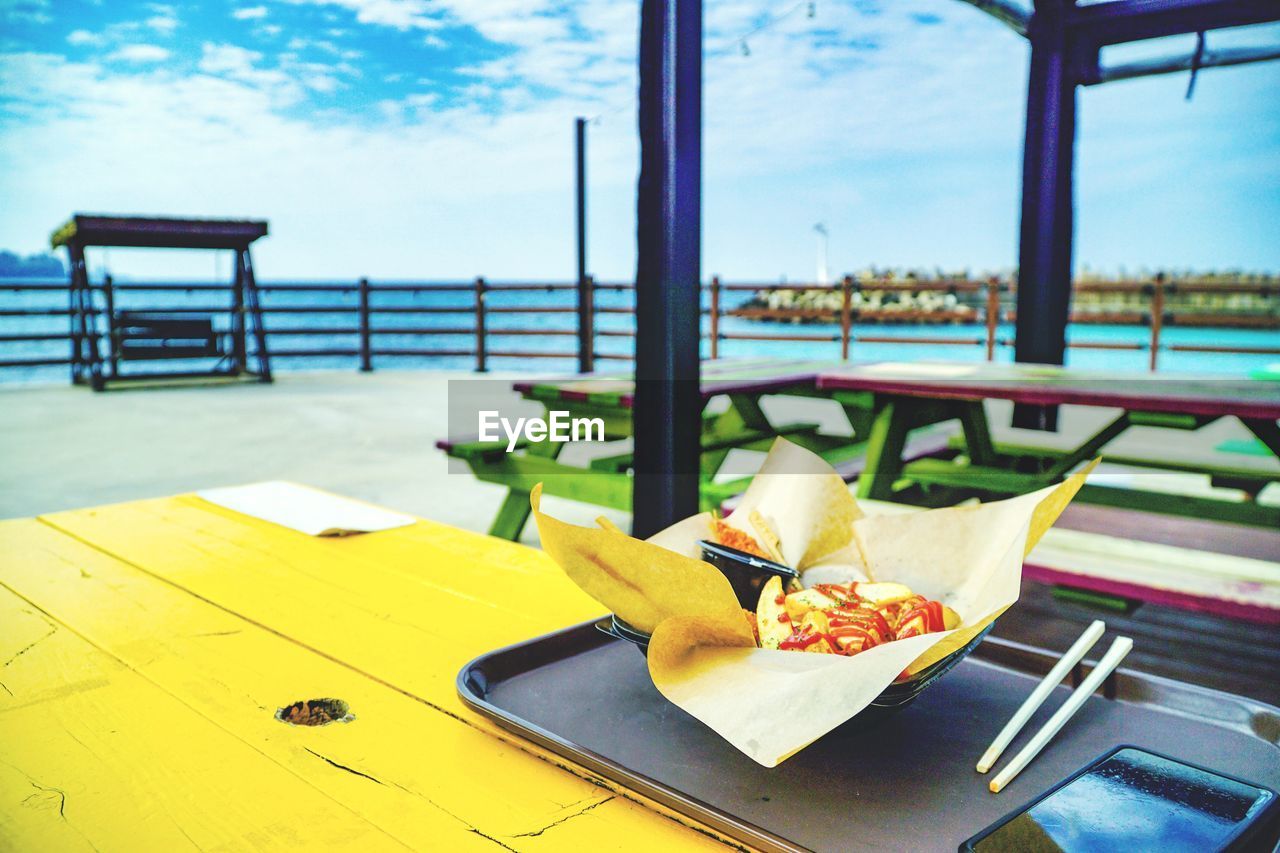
(197, 481, 415, 536)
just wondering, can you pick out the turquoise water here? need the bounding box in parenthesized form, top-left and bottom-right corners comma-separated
(2, 281, 1276, 383)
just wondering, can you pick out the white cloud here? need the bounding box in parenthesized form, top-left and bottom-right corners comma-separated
(195, 41, 307, 106)
(107, 44, 171, 63)
(143, 3, 179, 33)
(286, 0, 443, 31)
(233, 6, 269, 20)
(477, 14, 568, 44)
(302, 73, 337, 93)
(66, 29, 103, 46)
(1, 0, 51, 25)
(198, 42, 263, 76)
(146, 14, 178, 33)
(0, 48, 620, 278)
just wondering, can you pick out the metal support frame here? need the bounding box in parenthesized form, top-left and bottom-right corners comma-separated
(231, 249, 248, 372)
(575, 116, 594, 374)
(1067, 0, 1280, 49)
(956, 0, 1280, 429)
(1013, 0, 1077, 430)
(632, 0, 703, 538)
(239, 248, 272, 382)
(67, 243, 105, 390)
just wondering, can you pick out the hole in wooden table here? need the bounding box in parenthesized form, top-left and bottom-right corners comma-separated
(274, 698, 354, 726)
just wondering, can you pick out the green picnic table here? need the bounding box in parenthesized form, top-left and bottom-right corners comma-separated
(439, 359, 897, 540)
(816, 361, 1280, 527)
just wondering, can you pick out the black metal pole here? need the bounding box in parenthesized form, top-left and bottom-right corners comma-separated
(575, 116, 593, 373)
(1013, 0, 1077, 431)
(232, 249, 248, 373)
(632, 0, 702, 538)
(70, 245, 104, 391)
(358, 276, 372, 372)
(104, 273, 119, 380)
(67, 244, 82, 385)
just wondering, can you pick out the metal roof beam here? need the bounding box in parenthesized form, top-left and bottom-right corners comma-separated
(1069, 0, 1280, 48)
(1087, 42, 1280, 84)
(954, 0, 1031, 36)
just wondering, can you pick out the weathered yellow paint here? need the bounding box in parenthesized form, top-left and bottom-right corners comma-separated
(0, 584, 407, 852)
(40, 496, 607, 717)
(1, 512, 736, 851)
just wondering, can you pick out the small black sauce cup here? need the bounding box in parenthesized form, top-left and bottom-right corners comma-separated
(696, 539, 799, 610)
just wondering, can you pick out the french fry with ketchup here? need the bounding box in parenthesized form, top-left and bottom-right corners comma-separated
(710, 511, 786, 564)
(755, 575, 959, 657)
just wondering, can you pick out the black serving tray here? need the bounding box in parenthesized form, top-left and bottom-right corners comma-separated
(458, 620, 1280, 853)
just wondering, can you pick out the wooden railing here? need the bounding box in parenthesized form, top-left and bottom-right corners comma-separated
(705, 276, 1279, 371)
(1, 275, 1277, 375)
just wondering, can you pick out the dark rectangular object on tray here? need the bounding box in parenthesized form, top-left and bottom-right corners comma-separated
(458, 621, 1280, 853)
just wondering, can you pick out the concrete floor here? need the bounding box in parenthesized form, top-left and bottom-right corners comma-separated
(4, 369, 1276, 527)
(4, 369, 1273, 530)
(0, 370, 573, 542)
(0, 370, 864, 539)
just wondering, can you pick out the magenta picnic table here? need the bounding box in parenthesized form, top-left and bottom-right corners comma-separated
(815, 361, 1280, 527)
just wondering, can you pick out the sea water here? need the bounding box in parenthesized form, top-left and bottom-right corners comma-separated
(1, 279, 1275, 383)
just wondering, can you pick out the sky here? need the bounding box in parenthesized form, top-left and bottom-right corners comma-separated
(0, 0, 1278, 282)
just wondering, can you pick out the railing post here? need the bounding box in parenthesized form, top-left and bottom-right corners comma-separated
(985, 277, 1000, 361)
(577, 273, 595, 373)
(474, 276, 487, 372)
(232, 250, 248, 372)
(68, 263, 79, 384)
(1148, 272, 1165, 372)
(358, 276, 372, 372)
(709, 275, 720, 359)
(840, 275, 853, 361)
(575, 117, 592, 373)
(103, 273, 119, 378)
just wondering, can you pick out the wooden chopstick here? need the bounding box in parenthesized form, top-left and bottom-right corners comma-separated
(976, 619, 1105, 774)
(989, 635, 1134, 793)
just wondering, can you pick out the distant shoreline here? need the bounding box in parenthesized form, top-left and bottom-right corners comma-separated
(733, 280, 1278, 329)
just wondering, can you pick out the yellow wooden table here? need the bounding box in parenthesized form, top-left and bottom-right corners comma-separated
(0, 493, 736, 851)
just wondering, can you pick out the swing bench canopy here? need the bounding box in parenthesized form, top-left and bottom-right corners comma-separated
(51, 215, 268, 251)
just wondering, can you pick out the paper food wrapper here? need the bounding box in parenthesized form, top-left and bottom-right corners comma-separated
(532, 439, 1095, 767)
(644, 439, 868, 585)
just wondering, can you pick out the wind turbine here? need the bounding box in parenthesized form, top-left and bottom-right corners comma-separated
(813, 222, 829, 285)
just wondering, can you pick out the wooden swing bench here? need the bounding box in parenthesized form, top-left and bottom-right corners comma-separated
(52, 214, 273, 390)
(114, 312, 223, 361)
